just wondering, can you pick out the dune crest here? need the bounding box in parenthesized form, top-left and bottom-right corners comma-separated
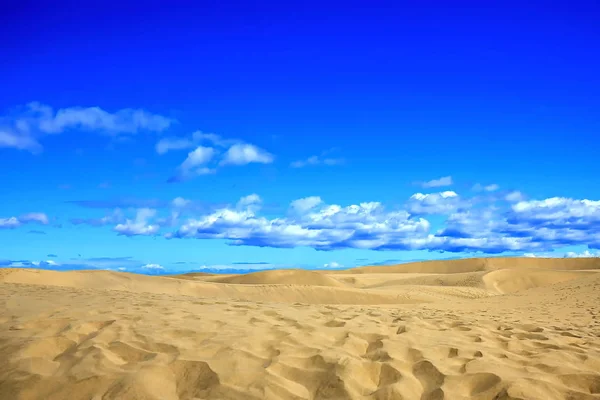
(211, 269, 348, 287)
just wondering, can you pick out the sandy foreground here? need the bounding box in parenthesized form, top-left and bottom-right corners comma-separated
(1, 258, 600, 400)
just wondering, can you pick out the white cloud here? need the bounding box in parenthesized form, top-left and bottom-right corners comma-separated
(168, 195, 431, 250)
(141, 263, 165, 270)
(155, 131, 240, 155)
(0, 129, 42, 152)
(196, 167, 217, 175)
(473, 183, 500, 192)
(323, 261, 343, 269)
(163, 190, 600, 254)
(406, 191, 461, 215)
(156, 137, 194, 154)
(511, 197, 600, 227)
(220, 144, 274, 166)
(172, 197, 191, 208)
(31, 260, 59, 267)
(0, 213, 49, 229)
(192, 131, 240, 147)
(0, 217, 21, 229)
(1, 102, 174, 152)
(19, 213, 49, 224)
(237, 194, 262, 211)
(290, 196, 323, 213)
(158, 130, 275, 180)
(177, 146, 216, 177)
(114, 208, 159, 236)
(421, 176, 453, 188)
(33, 103, 173, 134)
(505, 191, 525, 202)
(564, 250, 600, 258)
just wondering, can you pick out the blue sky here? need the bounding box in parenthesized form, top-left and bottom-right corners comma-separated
(1, 1, 599, 274)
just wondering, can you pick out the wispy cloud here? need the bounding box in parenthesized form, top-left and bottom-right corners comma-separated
(231, 261, 272, 265)
(472, 183, 500, 192)
(0, 102, 174, 152)
(0, 212, 49, 229)
(0, 256, 175, 275)
(70, 209, 125, 227)
(68, 198, 166, 209)
(290, 196, 323, 213)
(420, 176, 453, 188)
(290, 150, 344, 168)
(155, 130, 240, 154)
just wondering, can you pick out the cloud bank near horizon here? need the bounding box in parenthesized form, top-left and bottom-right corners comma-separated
(7, 188, 596, 256)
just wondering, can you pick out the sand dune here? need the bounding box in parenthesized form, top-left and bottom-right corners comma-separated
(211, 269, 348, 287)
(1, 257, 600, 400)
(338, 256, 600, 274)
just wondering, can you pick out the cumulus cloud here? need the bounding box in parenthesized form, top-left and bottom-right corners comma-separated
(507, 198, 600, 234)
(161, 131, 274, 181)
(168, 195, 431, 250)
(421, 176, 453, 188)
(168, 146, 218, 181)
(113, 208, 159, 236)
(237, 194, 262, 212)
(290, 196, 323, 213)
(141, 263, 165, 270)
(220, 144, 274, 166)
(323, 261, 343, 269)
(406, 191, 461, 215)
(0, 102, 174, 152)
(0, 212, 49, 229)
(163, 191, 600, 254)
(564, 250, 600, 258)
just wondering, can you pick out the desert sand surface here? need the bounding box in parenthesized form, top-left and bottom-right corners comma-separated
(1, 258, 600, 400)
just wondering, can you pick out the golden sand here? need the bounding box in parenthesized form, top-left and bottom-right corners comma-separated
(1, 257, 600, 399)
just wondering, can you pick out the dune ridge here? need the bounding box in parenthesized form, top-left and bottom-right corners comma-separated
(1, 257, 600, 399)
